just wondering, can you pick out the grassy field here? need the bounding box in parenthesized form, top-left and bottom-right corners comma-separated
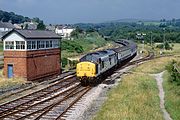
(163, 71, 180, 120)
(94, 73, 163, 120)
(138, 43, 180, 56)
(143, 21, 161, 26)
(94, 56, 179, 120)
(134, 57, 179, 74)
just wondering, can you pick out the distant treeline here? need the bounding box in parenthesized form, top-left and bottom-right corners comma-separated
(75, 20, 180, 43)
(0, 10, 43, 24)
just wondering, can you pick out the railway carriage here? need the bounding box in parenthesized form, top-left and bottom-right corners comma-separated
(76, 40, 137, 85)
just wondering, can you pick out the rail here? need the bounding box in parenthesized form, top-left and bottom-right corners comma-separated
(0, 83, 91, 120)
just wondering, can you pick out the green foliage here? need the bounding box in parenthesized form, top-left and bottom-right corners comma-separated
(163, 71, 180, 120)
(61, 40, 84, 53)
(0, 10, 44, 25)
(61, 58, 68, 68)
(70, 27, 83, 38)
(37, 21, 46, 30)
(156, 42, 173, 50)
(0, 10, 31, 24)
(62, 32, 107, 55)
(75, 21, 180, 43)
(166, 60, 180, 85)
(0, 42, 3, 52)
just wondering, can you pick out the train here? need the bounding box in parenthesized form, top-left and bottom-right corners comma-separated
(76, 39, 137, 85)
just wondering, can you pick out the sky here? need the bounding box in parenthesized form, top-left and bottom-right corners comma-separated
(0, 0, 179, 24)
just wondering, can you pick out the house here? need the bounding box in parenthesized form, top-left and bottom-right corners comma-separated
(55, 25, 75, 39)
(46, 25, 56, 31)
(0, 21, 15, 32)
(23, 21, 38, 30)
(136, 32, 146, 40)
(0, 21, 15, 41)
(14, 24, 22, 29)
(2, 29, 61, 81)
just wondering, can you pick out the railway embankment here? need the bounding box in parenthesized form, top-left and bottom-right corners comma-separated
(163, 70, 180, 120)
(92, 56, 179, 120)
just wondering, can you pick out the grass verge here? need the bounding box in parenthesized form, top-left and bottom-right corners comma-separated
(163, 71, 180, 120)
(94, 56, 179, 120)
(134, 57, 179, 74)
(0, 69, 26, 90)
(94, 73, 163, 120)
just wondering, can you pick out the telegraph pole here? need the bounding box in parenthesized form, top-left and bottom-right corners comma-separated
(163, 28, 166, 50)
(150, 31, 153, 47)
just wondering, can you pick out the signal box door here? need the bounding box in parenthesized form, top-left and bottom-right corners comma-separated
(8, 64, 13, 78)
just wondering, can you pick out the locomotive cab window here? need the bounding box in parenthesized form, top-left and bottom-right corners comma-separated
(101, 61, 104, 69)
(109, 58, 112, 65)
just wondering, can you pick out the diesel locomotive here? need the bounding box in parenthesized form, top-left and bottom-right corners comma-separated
(76, 39, 137, 85)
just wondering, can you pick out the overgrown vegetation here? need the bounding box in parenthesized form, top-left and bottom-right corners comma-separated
(94, 56, 179, 120)
(163, 71, 180, 120)
(0, 69, 26, 90)
(94, 72, 163, 120)
(61, 32, 109, 68)
(166, 60, 180, 85)
(156, 42, 173, 50)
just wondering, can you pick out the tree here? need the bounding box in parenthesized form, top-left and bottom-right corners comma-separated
(166, 60, 180, 85)
(37, 21, 46, 30)
(24, 24, 28, 29)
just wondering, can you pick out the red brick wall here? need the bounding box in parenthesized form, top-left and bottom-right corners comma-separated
(3, 51, 28, 78)
(4, 48, 61, 81)
(26, 49, 61, 81)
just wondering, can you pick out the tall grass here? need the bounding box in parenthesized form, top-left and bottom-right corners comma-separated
(134, 57, 180, 74)
(0, 69, 26, 90)
(163, 71, 180, 120)
(94, 74, 163, 120)
(94, 56, 180, 120)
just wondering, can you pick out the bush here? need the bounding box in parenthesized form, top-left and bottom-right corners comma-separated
(166, 60, 180, 85)
(61, 41, 84, 53)
(62, 58, 68, 68)
(156, 42, 173, 50)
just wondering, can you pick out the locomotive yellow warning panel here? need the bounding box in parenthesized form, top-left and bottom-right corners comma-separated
(76, 62, 96, 77)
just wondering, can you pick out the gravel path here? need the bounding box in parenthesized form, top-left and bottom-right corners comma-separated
(154, 72, 172, 120)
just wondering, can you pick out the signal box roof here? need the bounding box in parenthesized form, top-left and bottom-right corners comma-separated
(2, 29, 61, 40)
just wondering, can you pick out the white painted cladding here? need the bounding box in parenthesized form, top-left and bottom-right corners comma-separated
(4, 32, 26, 42)
(3, 32, 26, 51)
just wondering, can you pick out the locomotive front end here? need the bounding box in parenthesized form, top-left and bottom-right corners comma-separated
(76, 62, 96, 85)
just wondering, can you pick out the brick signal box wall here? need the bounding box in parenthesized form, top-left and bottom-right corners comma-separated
(4, 48, 61, 81)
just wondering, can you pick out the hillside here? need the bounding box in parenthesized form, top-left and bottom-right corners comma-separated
(61, 32, 112, 68)
(0, 10, 43, 24)
(75, 20, 180, 43)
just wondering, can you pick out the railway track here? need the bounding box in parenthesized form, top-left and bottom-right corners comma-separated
(0, 71, 75, 101)
(0, 75, 77, 118)
(0, 84, 91, 120)
(0, 71, 92, 120)
(0, 51, 177, 119)
(121, 51, 154, 69)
